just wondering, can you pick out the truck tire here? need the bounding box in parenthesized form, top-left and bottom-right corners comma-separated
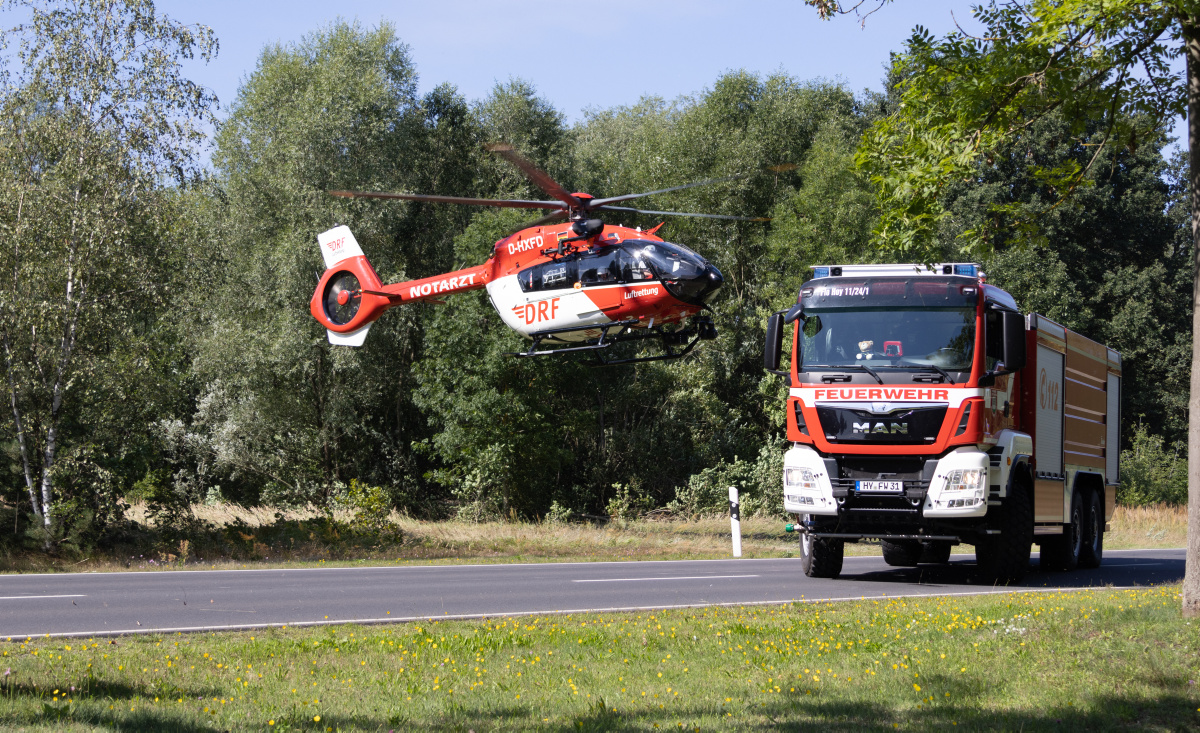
(975, 482, 1033, 583)
(881, 540, 922, 567)
(1040, 490, 1083, 571)
(919, 540, 953, 564)
(1078, 490, 1104, 569)
(800, 524, 844, 579)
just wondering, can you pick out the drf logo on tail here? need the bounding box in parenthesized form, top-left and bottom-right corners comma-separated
(513, 298, 560, 325)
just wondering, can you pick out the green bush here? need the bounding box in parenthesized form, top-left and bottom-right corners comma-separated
(333, 480, 401, 540)
(605, 482, 655, 519)
(544, 500, 575, 523)
(669, 442, 786, 518)
(1118, 423, 1186, 506)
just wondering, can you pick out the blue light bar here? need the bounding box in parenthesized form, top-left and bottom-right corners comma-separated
(808, 262, 981, 277)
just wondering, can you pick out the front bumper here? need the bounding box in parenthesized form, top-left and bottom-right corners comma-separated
(781, 445, 991, 537)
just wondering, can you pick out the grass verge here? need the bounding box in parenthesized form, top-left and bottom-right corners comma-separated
(0, 585, 1195, 731)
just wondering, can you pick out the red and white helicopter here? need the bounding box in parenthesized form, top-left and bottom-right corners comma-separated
(309, 144, 772, 364)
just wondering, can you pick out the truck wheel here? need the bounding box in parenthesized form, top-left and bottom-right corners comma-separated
(1040, 490, 1083, 571)
(919, 540, 953, 564)
(1078, 490, 1104, 569)
(800, 523, 844, 578)
(881, 540, 922, 567)
(975, 482, 1033, 583)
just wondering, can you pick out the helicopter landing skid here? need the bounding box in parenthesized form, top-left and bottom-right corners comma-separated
(507, 317, 718, 366)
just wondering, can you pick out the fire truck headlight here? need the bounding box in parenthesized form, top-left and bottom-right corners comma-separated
(785, 468, 818, 491)
(784, 467, 820, 505)
(942, 468, 986, 507)
(944, 469, 985, 492)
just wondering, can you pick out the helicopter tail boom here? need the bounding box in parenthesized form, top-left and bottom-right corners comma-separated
(311, 226, 492, 347)
(380, 263, 490, 304)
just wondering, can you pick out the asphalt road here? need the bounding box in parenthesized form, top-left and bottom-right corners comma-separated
(0, 548, 1183, 639)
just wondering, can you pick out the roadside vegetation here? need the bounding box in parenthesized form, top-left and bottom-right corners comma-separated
(0, 502, 1184, 574)
(1, 585, 1194, 731)
(0, 2, 1193, 566)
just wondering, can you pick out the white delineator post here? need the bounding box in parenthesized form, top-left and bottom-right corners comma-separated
(729, 486, 742, 557)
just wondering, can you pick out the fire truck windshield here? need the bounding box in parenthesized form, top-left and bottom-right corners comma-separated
(799, 306, 976, 372)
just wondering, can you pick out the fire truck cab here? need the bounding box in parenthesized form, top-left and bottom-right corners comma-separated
(763, 263, 1121, 582)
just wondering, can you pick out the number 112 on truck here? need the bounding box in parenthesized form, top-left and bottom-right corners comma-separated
(763, 263, 1121, 583)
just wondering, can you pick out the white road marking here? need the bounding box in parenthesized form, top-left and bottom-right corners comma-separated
(1097, 562, 1163, 567)
(0, 594, 86, 600)
(11, 584, 1159, 640)
(572, 575, 759, 583)
(0, 547, 1181, 577)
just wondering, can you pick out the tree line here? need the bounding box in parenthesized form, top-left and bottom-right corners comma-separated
(0, 1, 1190, 553)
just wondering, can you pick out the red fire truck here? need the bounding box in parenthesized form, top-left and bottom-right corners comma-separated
(763, 263, 1121, 582)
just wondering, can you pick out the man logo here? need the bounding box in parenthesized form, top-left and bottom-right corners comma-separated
(852, 422, 909, 435)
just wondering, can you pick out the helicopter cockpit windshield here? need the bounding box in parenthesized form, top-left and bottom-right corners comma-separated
(515, 239, 724, 304)
(625, 239, 723, 304)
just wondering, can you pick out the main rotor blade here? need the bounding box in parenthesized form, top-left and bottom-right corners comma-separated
(587, 173, 752, 208)
(595, 205, 770, 222)
(329, 190, 567, 211)
(510, 209, 570, 234)
(588, 163, 799, 208)
(485, 143, 581, 209)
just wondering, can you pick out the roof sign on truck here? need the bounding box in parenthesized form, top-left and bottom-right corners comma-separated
(810, 263, 982, 278)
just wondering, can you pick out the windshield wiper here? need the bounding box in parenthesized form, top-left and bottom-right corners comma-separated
(838, 362, 958, 382)
(805, 363, 960, 384)
(909, 364, 953, 382)
(805, 363, 884, 384)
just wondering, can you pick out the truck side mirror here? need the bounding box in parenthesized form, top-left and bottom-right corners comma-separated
(1002, 310, 1026, 372)
(764, 313, 784, 372)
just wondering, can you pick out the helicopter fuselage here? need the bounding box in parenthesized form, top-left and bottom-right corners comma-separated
(312, 220, 723, 344)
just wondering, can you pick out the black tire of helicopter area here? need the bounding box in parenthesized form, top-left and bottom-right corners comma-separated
(974, 475, 1033, 584)
(799, 517, 844, 578)
(881, 540, 921, 567)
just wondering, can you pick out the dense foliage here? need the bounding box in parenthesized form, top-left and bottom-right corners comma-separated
(0, 3, 1192, 555)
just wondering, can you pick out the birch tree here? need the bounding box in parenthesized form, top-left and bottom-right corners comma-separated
(0, 0, 214, 537)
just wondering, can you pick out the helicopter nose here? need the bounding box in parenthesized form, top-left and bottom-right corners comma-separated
(701, 264, 724, 302)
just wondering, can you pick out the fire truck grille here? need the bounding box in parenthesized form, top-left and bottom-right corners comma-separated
(827, 480, 932, 524)
(837, 456, 928, 480)
(830, 479, 931, 502)
(816, 405, 947, 445)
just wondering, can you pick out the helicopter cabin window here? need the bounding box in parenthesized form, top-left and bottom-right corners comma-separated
(617, 248, 656, 282)
(517, 259, 579, 293)
(578, 249, 622, 286)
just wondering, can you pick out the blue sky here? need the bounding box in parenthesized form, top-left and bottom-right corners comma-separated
(157, 0, 980, 120)
(1, 2, 1184, 145)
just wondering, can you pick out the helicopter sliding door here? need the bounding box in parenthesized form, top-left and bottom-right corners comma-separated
(490, 256, 610, 340)
(518, 258, 578, 291)
(575, 247, 658, 286)
(579, 249, 621, 286)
